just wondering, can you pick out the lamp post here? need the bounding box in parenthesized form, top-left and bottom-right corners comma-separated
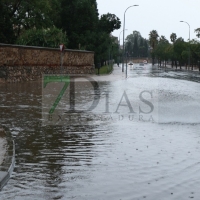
(118, 29, 127, 66)
(126, 51, 128, 78)
(122, 5, 139, 72)
(180, 21, 190, 70)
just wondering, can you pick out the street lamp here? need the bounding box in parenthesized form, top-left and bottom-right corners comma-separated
(180, 20, 190, 70)
(118, 29, 127, 66)
(122, 5, 139, 72)
(119, 29, 127, 45)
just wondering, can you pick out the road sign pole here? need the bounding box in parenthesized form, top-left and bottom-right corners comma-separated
(60, 44, 65, 80)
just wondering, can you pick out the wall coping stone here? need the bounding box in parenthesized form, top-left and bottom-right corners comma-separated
(0, 43, 94, 54)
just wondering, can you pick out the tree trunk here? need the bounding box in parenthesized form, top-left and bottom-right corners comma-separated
(192, 61, 193, 70)
(175, 60, 177, 70)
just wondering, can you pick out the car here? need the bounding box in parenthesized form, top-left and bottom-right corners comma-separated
(143, 60, 148, 64)
(128, 62, 133, 65)
(134, 65, 144, 70)
(139, 62, 144, 66)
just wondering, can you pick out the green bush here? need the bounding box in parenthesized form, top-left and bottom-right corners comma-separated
(16, 27, 68, 48)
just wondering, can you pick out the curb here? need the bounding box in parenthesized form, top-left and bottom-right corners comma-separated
(0, 127, 15, 191)
(157, 65, 200, 73)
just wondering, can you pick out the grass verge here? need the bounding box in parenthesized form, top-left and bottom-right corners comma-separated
(95, 65, 113, 75)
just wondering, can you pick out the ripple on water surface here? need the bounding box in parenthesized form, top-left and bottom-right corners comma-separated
(0, 78, 200, 200)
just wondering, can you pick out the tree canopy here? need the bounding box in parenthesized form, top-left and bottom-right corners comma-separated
(149, 30, 200, 70)
(0, 0, 121, 65)
(125, 31, 148, 57)
(16, 27, 68, 48)
(0, 0, 15, 43)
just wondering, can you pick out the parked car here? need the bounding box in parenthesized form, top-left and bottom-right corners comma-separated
(139, 62, 144, 66)
(143, 60, 148, 64)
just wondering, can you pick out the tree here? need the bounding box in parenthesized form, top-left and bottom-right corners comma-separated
(99, 13, 121, 34)
(59, 0, 99, 49)
(126, 41, 133, 57)
(16, 27, 68, 48)
(125, 31, 148, 57)
(189, 39, 200, 70)
(132, 36, 139, 57)
(149, 30, 159, 65)
(0, 0, 15, 43)
(139, 38, 149, 58)
(169, 33, 177, 67)
(58, 0, 121, 66)
(170, 33, 177, 43)
(173, 37, 186, 69)
(143, 39, 149, 57)
(154, 35, 169, 67)
(149, 30, 159, 49)
(194, 28, 200, 38)
(159, 35, 168, 43)
(1, 0, 121, 66)
(2, 0, 61, 36)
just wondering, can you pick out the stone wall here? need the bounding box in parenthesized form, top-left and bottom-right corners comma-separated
(0, 44, 95, 83)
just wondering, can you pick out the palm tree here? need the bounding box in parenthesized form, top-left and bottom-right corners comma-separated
(170, 33, 177, 68)
(170, 33, 177, 43)
(194, 28, 200, 38)
(159, 35, 168, 43)
(149, 30, 159, 65)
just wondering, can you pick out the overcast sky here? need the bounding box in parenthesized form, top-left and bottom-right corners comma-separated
(97, 0, 200, 44)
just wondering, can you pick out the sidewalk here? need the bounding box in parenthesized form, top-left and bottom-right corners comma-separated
(0, 128, 8, 191)
(0, 128, 6, 166)
(0, 127, 15, 191)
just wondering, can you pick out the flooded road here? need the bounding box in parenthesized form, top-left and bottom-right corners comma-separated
(0, 64, 200, 200)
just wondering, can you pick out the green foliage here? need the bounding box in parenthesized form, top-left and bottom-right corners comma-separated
(154, 37, 170, 63)
(152, 32, 200, 69)
(194, 28, 200, 38)
(59, 0, 99, 49)
(3, 0, 61, 36)
(95, 65, 113, 75)
(99, 13, 121, 34)
(149, 30, 159, 50)
(149, 30, 159, 65)
(16, 27, 68, 48)
(0, 0, 15, 43)
(190, 40, 200, 62)
(170, 33, 177, 43)
(1, 0, 121, 65)
(125, 31, 148, 57)
(58, 0, 121, 64)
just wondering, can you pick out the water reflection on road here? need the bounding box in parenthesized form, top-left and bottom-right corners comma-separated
(0, 64, 200, 200)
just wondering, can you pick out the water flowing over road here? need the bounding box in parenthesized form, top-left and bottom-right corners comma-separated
(0, 64, 200, 200)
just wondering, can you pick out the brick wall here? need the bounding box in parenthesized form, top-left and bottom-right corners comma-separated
(0, 44, 95, 83)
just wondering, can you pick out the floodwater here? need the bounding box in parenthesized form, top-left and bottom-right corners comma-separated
(0, 64, 200, 200)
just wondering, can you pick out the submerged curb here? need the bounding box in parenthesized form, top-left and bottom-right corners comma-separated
(0, 127, 15, 191)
